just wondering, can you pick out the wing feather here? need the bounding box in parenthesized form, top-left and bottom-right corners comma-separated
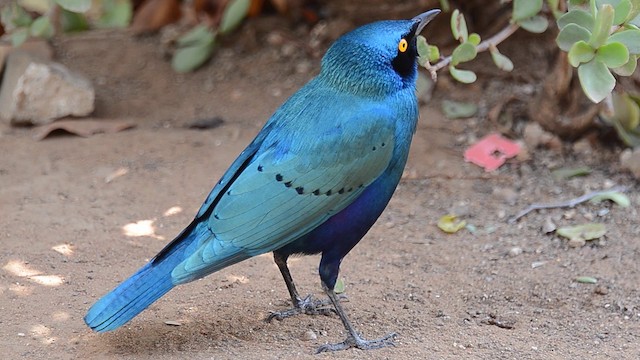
(171, 93, 398, 282)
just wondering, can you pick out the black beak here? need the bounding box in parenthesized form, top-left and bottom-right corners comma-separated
(412, 9, 441, 36)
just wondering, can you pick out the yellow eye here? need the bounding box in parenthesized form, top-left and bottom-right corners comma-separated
(398, 39, 408, 53)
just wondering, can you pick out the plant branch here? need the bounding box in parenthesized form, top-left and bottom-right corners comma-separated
(426, 22, 521, 77)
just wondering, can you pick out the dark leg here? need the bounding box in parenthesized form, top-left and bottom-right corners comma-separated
(316, 281, 396, 353)
(266, 252, 336, 322)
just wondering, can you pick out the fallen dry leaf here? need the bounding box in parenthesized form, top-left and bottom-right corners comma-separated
(33, 119, 135, 140)
(131, 0, 182, 34)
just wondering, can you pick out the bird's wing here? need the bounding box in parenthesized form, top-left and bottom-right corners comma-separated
(171, 106, 397, 283)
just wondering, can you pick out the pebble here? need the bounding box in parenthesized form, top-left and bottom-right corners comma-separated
(568, 238, 586, 248)
(620, 148, 640, 179)
(563, 209, 576, 220)
(508, 246, 523, 257)
(594, 285, 609, 295)
(303, 329, 317, 341)
(531, 261, 546, 269)
(542, 217, 556, 233)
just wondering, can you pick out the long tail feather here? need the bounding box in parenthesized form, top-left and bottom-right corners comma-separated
(84, 256, 178, 332)
(84, 222, 206, 332)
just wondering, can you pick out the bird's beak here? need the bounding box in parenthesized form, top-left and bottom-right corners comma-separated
(412, 9, 441, 36)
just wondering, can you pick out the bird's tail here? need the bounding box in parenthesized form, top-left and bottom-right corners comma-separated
(84, 256, 179, 332)
(83, 222, 204, 332)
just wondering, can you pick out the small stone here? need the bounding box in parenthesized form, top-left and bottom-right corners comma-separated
(620, 148, 640, 179)
(563, 209, 576, 220)
(542, 217, 556, 233)
(568, 238, 586, 248)
(594, 285, 609, 295)
(266, 31, 285, 46)
(531, 261, 546, 269)
(303, 329, 317, 341)
(572, 138, 593, 156)
(508, 246, 523, 257)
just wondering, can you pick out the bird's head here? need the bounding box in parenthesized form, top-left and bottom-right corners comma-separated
(319, 9, 440, 97)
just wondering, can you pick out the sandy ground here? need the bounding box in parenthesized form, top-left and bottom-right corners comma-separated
(1, 20, 640, 360)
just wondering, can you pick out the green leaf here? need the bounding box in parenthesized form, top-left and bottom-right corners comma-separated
(557, 223, 607, 241)
(575, 276, 598, 284)
(417, 37, 440, 66)
(629, 0, 640, 20)
(451, 9, 468, 42)
(557, 9, 595, 30)
(437, 214, 467, 233)
(610, 91, 640, 129)
(334, 278, 346, 294)
(551, 166, 592, 179)
(441, 100, 478, 119)
(177, 25, 215, 46)
(548, 0, 563, 18)
(596, 41, 630, 67)
(589, 190, 632, 207)
(578, 59, 616, 102)
(427, 45, 440, 62)
(29, 16, 53, 38)
(55, 0, 91, 13)
(417, 35, 429, 58)
(490, 46, 514, 71)
(451, 42, 477, 65)
(61, 8, 89, 32)
(608, 29, 640, 54)
(11, 28, 29, 47)
(612, 54, 638, 75)
(468, 33, 481, 46)
(557, 23, 593, 51)
(518, 15, 549, 33)
(97, 0, 132, 28)
(18, 0, 51, 13)
(589, 4, 615, 48)
(172, 36, 216, 73)
(613, 0, 632, 24)
(439, 0, 451, 12)
(1, 3, 32, 30)
(513, 0, 543, 21)
(568, 40, 596, 66)
(612, 116, 640, 146)
(219, 0, 250, 34)
(449, 65, 477, 83)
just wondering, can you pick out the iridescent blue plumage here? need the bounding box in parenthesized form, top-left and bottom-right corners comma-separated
(85, 9, 440, 353)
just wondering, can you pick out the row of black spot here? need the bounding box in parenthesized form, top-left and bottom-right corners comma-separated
(258, 163, 364, 196)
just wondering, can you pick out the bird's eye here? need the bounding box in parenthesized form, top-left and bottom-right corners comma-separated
(398, 39, 408, 53)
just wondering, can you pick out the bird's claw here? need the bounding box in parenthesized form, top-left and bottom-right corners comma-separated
(265, 294, 340, 322)
(315, 332, 397, 353)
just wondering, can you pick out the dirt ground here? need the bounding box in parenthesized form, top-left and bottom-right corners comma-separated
(2, 13, 640, 360)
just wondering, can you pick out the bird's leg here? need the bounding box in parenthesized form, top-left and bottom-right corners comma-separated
(266, 253, 336, 322)
(316, 282, 396, 353)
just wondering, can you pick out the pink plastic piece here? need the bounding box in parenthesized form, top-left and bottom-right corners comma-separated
(464, 133, 521, 171)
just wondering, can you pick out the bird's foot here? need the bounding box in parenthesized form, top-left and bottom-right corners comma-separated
(266, 294, 341, 322)
(315, 331, 397, 353)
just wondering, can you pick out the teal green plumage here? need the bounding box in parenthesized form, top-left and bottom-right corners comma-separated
(85, 10, 439, 351)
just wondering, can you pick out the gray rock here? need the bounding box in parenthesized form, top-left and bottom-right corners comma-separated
(620, 148, 640, 180)
(0, 51, 94, 126)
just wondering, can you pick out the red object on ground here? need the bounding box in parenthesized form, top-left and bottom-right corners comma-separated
(464, 133, 521, 171)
